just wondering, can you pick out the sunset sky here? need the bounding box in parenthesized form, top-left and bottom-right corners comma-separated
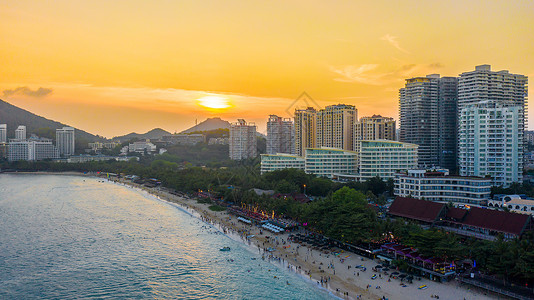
(1, 0, 533, 138)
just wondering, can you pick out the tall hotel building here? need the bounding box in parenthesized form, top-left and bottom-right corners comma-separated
(438, 77, 459, 173)
(266, 115, 294, 155)
(56, 127, 75, 157)
(399, 75, 440, 168)
(229, 119, 257, 160)
(399, 75, 458, 171)
(459, 101, 523, 187)
(458, 65, 527, 187)
(294, 107, 317, 157)
(316, 104, 357, 151)
(0, 124, 6, 143)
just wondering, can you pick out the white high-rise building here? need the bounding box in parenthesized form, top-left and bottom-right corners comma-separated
(266, 115, 294, 155)
(56, 127, 75, 157)
(458, 65, 527, 187)
(294, 107, 317, 157)
(0, 124, 6, 143)
(229, 119, 257, 160)
(459, 101, 523, 187)
(316, 104, 357, 151)
(15, 125, 26, 140)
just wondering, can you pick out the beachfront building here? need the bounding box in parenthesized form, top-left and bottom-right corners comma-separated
(389, 196, 532, 241)
(15, 125, 26, 140)
(304, 147, 357, 179)
(229, 119, 257, 160)
(394, 169, 491, 206)
(0, 124, 6, 143)
(294, 107, 317, 157)
(316, 104, 357, 151)
(8, 138, 59, 161)
(260, 153, 305, 174)
(358, 140, 418, 181)
(458, 101, 523, 187)
(266, 115, 294, 155)
(56, 127, 75, 157)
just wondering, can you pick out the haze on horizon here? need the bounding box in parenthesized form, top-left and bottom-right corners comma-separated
(1, 0, 533, 138)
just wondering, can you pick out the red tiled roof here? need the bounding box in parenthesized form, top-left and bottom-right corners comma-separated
(461, 207, 530, 235)
(388, 197, 446, 223)
(446, 207, 468, 220)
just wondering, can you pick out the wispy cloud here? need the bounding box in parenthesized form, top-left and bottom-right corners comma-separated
(329, 62, 446, 85)
(381, 34, 410, 54)
(329, 64, 387, 85)
(3, 86, 53, 98)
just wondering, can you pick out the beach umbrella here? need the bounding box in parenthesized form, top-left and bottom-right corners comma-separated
(392, 271, 400, 275)
(375, 265, 383, 269)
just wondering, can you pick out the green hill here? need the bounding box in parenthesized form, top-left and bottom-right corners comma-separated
(0, 99, 105, 150)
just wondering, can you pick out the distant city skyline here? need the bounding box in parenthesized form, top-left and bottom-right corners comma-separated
(1, 1, 533, 137)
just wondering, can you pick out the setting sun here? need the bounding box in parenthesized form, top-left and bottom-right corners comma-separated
(197, 95, 231, 110)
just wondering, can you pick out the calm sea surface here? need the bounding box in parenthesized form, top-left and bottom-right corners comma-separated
(0, 174, 333, 299)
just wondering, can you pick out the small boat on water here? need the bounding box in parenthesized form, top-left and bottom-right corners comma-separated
(220, 247, 231, 252)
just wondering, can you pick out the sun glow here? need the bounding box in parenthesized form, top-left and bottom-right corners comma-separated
(197, 96, 231, 110)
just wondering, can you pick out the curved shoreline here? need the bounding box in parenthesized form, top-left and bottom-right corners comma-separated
(3, 172, 499, 300)
(121, 180, 343, 299)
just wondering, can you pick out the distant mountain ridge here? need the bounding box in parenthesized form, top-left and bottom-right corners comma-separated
(180, 117, 231, 133)
(112, 128, 171, 141)
(0, 99, 104, 143)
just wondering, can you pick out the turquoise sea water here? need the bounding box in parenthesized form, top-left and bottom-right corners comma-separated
(0, 174, 333, 299)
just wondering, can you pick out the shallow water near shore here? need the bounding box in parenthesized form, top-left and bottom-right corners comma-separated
(0, 174, 333, 299)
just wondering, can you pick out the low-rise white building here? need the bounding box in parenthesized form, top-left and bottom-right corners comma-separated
(8, 138, 59, 161)
(358, 140, 418, 181)
(260, 153, 305, 174)
(304, 147, 358, 178)
(128, 140, 157, 154)
(394, 169, 492, 206)
(488, 195, 534, 215)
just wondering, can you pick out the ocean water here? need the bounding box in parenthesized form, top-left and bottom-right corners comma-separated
(0, 174, 333, 300)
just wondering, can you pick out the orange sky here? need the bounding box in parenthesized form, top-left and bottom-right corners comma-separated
(1, 0, 533, 138)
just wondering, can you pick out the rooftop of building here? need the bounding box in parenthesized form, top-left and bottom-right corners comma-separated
(458, 206, 530, 236)
(388, 197, 446, 223)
